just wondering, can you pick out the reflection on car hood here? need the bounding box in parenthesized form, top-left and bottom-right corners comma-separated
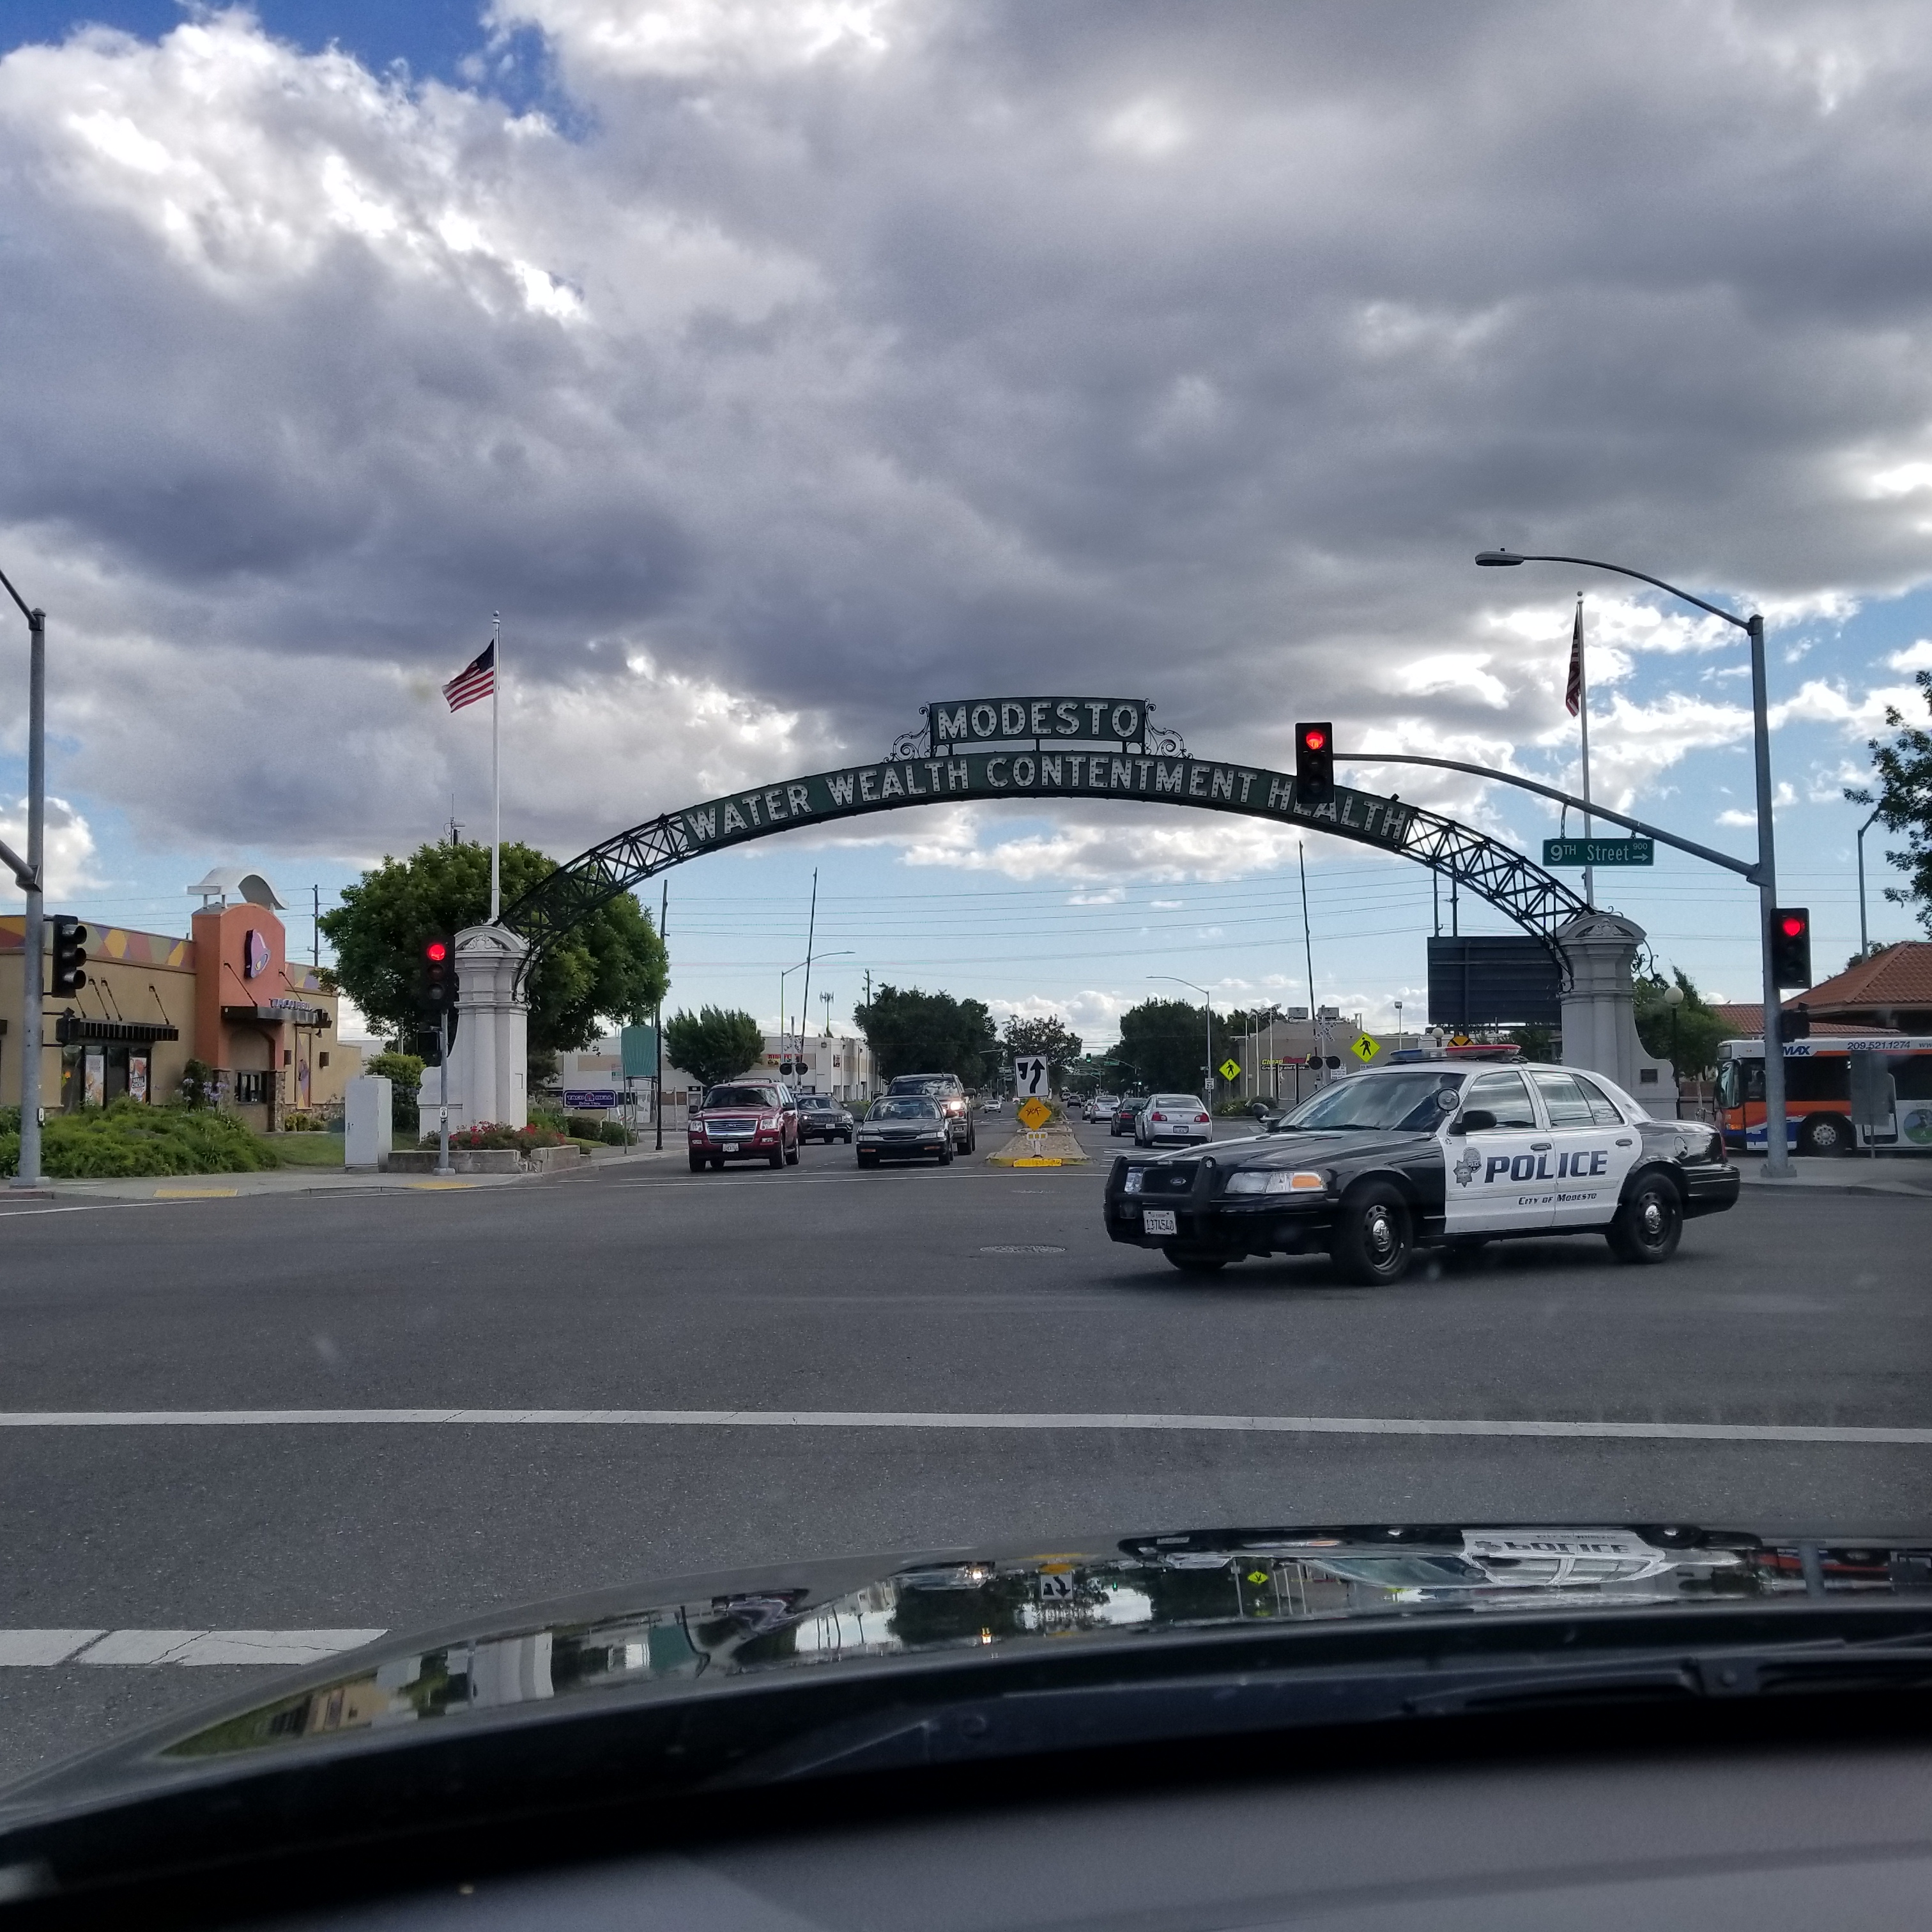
(1133, 1128, 1432, 1168)
(45, 1521, 1929, 1781)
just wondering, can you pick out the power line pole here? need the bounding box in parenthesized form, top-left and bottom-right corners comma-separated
(2, 564, 46, 1191)
(654, 878, 667, 1152)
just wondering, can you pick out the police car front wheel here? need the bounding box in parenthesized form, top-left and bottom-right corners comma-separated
(1331, 1183, 1414, 1286)
(1607, 1172, 1683, 1265)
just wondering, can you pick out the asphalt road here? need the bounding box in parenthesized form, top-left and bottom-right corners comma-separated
(1, 1116, 1928, 1784)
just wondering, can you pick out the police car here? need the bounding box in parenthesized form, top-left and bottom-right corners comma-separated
(1103, 1056, 1739, 1282)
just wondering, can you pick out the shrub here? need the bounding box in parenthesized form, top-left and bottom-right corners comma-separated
(528, 1098, 568, 1132)
(1, 1099, 279, 1179)
(418, 1121, 569, 1154)
(367, 1052, 424, 1133)
(564, 1113, 631, 1144)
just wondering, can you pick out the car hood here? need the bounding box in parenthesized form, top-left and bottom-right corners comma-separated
(7, 1519, 1924, 1815)
(864, 1117, 942, 1131)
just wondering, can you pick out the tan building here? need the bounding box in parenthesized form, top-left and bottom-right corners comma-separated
(1, 870, 354, 1131)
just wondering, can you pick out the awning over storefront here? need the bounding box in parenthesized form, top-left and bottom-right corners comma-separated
(54, 1015, 180, 1045)
(221, 1004, 330, 1027)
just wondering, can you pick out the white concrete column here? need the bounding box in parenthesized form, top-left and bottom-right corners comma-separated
(1556, 910, 1678, 1110)
(448, 924, 530, 1130)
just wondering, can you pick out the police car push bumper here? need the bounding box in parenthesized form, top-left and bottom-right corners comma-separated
(1103, 1061, 1738, 1283)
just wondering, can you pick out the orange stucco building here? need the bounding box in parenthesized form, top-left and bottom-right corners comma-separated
(1, 879, 351, 1128)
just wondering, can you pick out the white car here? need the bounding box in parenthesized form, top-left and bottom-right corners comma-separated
(1135, 1094, 1213, 1146)
(1084, 1093, 1119, 1123)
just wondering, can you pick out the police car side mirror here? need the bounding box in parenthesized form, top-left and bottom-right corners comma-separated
(1452, 1108, 1498, 1135)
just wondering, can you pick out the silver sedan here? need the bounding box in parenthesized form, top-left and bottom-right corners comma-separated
(1135, 1093, 1215, 1146)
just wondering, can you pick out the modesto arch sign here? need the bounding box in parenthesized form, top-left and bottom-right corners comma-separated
(433, 697, 1675, 1133)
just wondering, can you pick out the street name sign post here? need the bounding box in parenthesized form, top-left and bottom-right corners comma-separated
(1542, 837, 1655, 867)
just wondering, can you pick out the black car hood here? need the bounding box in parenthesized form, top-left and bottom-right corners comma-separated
(7, 1519, 1926, 1817)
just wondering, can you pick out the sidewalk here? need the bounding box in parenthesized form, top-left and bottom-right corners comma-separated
(1, 1142, 687, 1206)
(1734, 1155, 1932, 1199)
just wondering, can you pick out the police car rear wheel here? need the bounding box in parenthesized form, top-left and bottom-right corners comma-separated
(1608, 1173, 1682, 1264)
(1331, 1183, 1413, 1285)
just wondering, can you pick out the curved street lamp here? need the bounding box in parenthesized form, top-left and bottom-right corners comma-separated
(1475, 549, 1790, 1177)
(1149, 973, 1216, 1107)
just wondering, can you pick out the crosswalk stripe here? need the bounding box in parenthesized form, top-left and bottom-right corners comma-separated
(0, 1630, 385, 1666)
(0, 1409, 1925, 1444)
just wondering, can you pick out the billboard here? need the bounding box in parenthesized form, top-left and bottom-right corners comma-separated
(1427, 936, 1563, 1027)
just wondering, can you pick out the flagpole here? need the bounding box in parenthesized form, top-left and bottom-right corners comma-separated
(490, 610, 502, 924)
(1575, 594, 1594, 908)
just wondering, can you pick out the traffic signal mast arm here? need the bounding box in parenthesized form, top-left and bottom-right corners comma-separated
(0, 834, 34, 893)
(1337, 751, 1757, 881)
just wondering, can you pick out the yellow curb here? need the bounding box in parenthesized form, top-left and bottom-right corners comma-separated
(1009, 1157, 1065, 1167)
(152, 1188, 240, 1199)
(409, 1181, 475, 1190)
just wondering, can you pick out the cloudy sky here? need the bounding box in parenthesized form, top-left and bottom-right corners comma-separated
(3, 0, 1930, 1048)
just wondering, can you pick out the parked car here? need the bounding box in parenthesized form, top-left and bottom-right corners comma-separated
(1135, 1093, 1214, 1146)
(795, 1094, 854, 1143)
(1110, 1095, 1151, 1137)
(886, 1073, 977, 1153)
(855, 1096, 954, 1167)
(687, 1081, 800, 1170)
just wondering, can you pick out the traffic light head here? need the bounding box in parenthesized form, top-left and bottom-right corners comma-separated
(1295, 722, 1335, 806)
(421, 933, 456, 1011)
(50, 916, 88, 995)
(1769, 907, 1812, 989)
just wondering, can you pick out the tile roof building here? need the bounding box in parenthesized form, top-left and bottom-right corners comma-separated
(1712, 940, 1932, 1039)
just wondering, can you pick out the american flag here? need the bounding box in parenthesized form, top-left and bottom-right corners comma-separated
(1564, 597, 1584, 717)
(443, 641, 496, 713)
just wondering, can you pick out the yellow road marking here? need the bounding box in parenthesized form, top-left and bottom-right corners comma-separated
(152, 1188, 239, 1199)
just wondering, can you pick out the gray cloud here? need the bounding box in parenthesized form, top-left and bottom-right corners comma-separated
(3, 0, 1931, 862)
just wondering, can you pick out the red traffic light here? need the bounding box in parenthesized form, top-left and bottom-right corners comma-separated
(425, 940, 448, 962)
(1301, 727, 1327, 751)
(1779, 914, 1805, 939)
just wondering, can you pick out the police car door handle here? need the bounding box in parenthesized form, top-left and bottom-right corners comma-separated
(1615, 1137, 1634, 1147)
(1531, 1140, 1551, 1151)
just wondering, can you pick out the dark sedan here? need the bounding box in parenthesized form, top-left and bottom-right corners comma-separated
(855, 1096, 955, 1167)
(1110, 1094, 1150, 1137)
(1105, 1059, 1738, 1280)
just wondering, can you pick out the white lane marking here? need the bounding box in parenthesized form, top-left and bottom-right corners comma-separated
(0, 1630, 106, 1665)
(0, 1409, 1925, 1445)
(0, 1629, 385, 1666)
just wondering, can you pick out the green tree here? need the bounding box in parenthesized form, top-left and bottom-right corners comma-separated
(999, 1015, 1084, 1091)
(1848, 668, 1932, 931)
(854, 984, 998, 1085)
(365, 1050, 424, 1132)
(1634, 968, 1732, 1080)
(663, 1007, 765, 1089)
(1117, 997, 1234, 1095)
(319, 839, 668, 1054)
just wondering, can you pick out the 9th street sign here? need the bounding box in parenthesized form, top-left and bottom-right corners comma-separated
(1543, 836, 1654, 868)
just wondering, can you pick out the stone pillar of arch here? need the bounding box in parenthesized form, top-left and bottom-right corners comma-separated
(443, 924, 530, 1131)
(1555, 910, 1678, 1110)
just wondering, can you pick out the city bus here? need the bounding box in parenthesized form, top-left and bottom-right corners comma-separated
(1715, 1036, 1932, 1155)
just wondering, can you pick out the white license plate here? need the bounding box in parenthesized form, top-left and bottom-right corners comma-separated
(721, 1142, 739, 1153)
(1142, 1209, 1177, 1235)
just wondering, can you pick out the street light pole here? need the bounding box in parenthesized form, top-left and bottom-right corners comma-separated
(1856, 804, 1883, 958)
(1476, 550, 1791, 1179)
(1151, 974, 1214, 1108)
(1, 563, 45, 1191)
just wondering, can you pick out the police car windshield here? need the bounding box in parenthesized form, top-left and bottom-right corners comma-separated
(1275, 1069, 1464, 1133)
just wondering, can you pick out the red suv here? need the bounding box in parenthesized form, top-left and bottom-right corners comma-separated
(688, 1082, 800, 1171)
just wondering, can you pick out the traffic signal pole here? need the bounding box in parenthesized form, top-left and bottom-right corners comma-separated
(435, 1006, 453, 1177)
(3, 568, 45, 1192)
(1748, 612, 1791, 1179)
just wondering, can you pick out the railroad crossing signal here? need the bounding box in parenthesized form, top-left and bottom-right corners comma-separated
(1014, 1055, 1049, 1096)
(1218, 1057, 1241, 1082)
(1349, 1032, 1381, 1064)
(50, 916, 88, 995)
(1016, 1096, 1053, 1132)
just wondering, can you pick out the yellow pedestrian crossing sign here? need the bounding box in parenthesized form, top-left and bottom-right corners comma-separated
(1349, 1032, 1382, 1064)
(1218, 1058, 1241, 1082)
